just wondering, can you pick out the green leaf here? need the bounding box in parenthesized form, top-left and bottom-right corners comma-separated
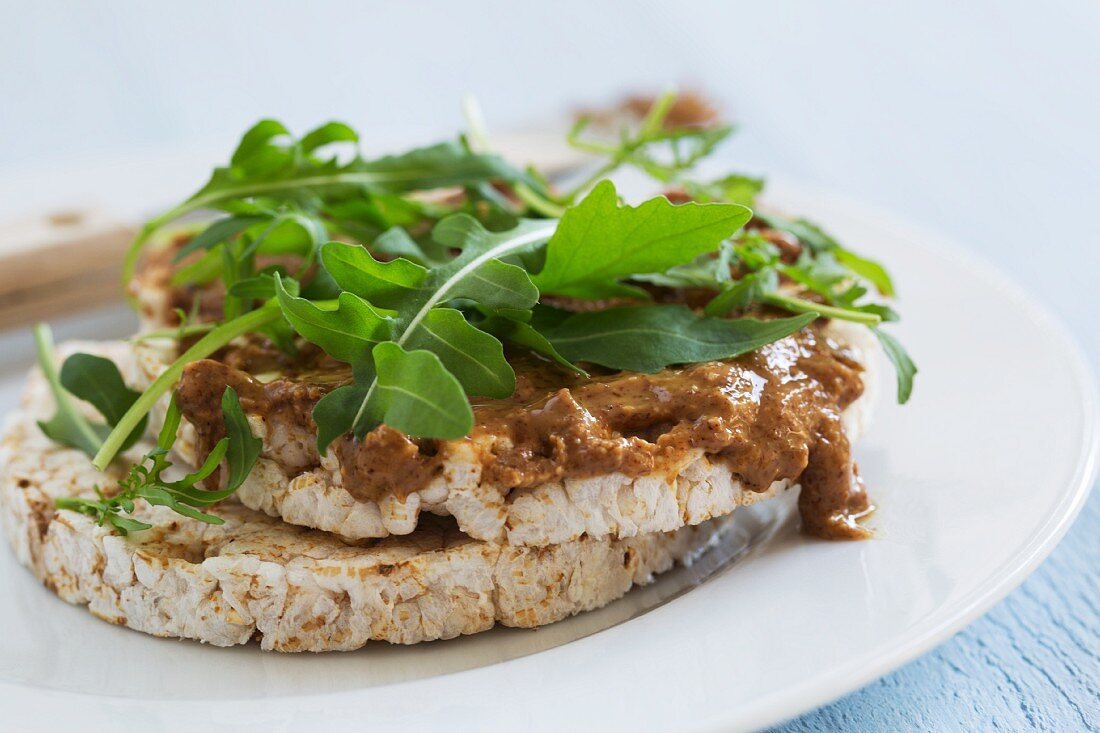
(170, 247, 223, 286)
(220, 387, 262, 491)
(533, 181, 751, 298)
(176, 438, 228, 489)
(349, 141, 535, 194)
(626, 126, 735, 183)
(107, 515, 154, 533)
(274, 274, 392, 364)
(429, 216, 542, 308)
(704, 272, 772, 317)
(540, 306, 818, 373)
(564, 95, 735, 196)
(321, 241, 427, 309)
(403, 308, 514, 397)
(325, 197, 431, 247)
(835, 248, 896, 297)
(759, 213, 894, 296)
(758, 214, 839, 254)
(371, 226, 451, 267)
(312, 382, 366, 454)
(36, 351, 108, 457)
(780, 251, 850, 300)
(231, 119, 291, 169)
(298, 261, 342, 301)
(684, 174, 765, 207)
(157, 396, 182, 451)
(34, 324, 150, 458)
(228, 272, 298, 300)
(59, 353, 147, 452)
(365, 343, 472, 439)
(480, 314, 586, 375)
(246, 211, 327, 259)
(638, 240, 745, 290)
(174, 215, 268, 262)
(300, 121, 358, 155)
(873, 328, 917, 404)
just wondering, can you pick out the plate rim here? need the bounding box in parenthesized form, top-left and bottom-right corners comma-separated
(0, 181, 1096, 733)
(719, 181, 1100, 730)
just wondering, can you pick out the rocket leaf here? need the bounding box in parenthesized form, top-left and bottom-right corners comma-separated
(532, 181, 751, 299)
(539, 306, 818, 373)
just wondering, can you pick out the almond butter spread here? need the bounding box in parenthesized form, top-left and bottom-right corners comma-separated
(174, 325, 871, 540)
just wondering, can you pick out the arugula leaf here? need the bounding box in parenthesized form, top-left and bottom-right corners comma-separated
(626, 126, 734, 184)
(243, 210, 328, 259)
(834, 249, 896, 298)
(402, 308, 514, 396)
(228, 270, 297, 300)
(760, 213, 895, 296)
(274, 275, 393, 364)
(320, 242, 428, 309)
(479, 314, 587, 375)
(563, 92, 734, 201)
(362, 343, 472, 439)
(684, 174, 765, 207)
(532, 181, 751, 298)
(637, 239, 745, 290)
(174, 214, 269, 262)
(703, 271, 777, 317)
(430, 216, 543, 307)
(56, 388, 261, 535)
(311, 381, 366, 454)
(34, 325, 147, 458)
(873, 328, 917, 404)
(230, 119, 293, 171)
(221, 387, 263, 491)
(299, 121, 358, 154)
(370, 226, 451, 267)
(539, 306, 818, 373)
(34, 325, 108, 457)
(59, 353, 147, 452)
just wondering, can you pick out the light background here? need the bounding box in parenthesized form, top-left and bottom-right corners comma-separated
(2, 2, 1097, 730)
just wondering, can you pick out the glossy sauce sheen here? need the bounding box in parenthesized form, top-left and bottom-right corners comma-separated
(175, 326, 870, 540)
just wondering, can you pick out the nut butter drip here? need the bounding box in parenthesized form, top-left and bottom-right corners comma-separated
(175, 327, 871, 540)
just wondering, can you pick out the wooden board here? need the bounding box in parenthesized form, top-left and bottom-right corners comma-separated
(0, 210, 134, 330)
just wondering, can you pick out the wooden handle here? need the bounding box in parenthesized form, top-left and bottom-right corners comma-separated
(0, 209, 135, 329)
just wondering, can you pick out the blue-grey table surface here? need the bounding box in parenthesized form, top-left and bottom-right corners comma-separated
(1, 2, 1098, 730)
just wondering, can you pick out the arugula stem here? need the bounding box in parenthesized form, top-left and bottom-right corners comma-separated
(461, 96, 492, 153)
(33, 323, 104, 451)
(761, 293, 882, 326)
(92, 301, 281, 470)
(561, 88, 678, 205)
(638, 89, 678, 139)
(513, 185, 566, 218)
(461, 96, 565, 219)
(131, 322, 217, 343)
(122, 225, 163, 303)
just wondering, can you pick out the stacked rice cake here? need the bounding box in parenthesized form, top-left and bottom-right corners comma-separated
(0, 266, 877, 650)
(0, 342, 745, 651)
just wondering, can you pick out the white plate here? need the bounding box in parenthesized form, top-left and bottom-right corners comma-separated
(0, 182, 1095, 733)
